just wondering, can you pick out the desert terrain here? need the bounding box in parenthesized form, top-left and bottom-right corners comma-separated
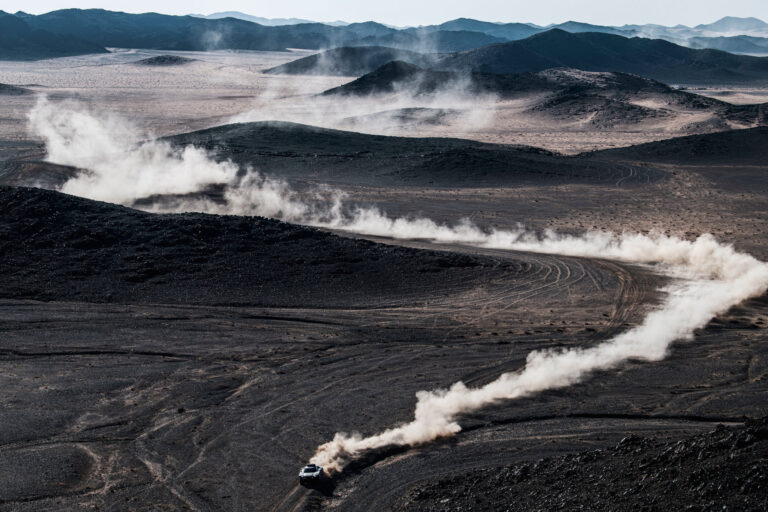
(0, 42, 767, 512)
(2, 49, 767, 153)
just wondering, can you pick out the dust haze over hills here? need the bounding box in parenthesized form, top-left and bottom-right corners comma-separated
(1, 4, 768, 512)
(319, 62, 768, 131)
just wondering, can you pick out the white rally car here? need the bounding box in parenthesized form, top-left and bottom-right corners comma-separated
(298, 464, 325, 485)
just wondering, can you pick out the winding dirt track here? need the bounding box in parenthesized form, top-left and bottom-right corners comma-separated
(1, 235, 765, 512)
(265, 242, 765, 512)
(264, 241, 663, 512)
(0, 239, 652, 510)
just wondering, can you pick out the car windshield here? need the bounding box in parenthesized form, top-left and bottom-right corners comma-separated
(302, 467, 317, 473)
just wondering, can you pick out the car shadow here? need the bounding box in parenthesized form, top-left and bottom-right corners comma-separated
(301, 477, 336, 496)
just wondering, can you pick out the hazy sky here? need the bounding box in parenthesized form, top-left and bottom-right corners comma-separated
(5, 0, 768, 26)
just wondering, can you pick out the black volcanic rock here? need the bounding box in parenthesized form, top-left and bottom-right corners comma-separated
(436, 29, 768, 84)
(265, 46, 435, 76)
(394, 417, 768, 512)
(0, 186, 508, 307)
(133, 55, 198, 66)
(0, 10, 107, 60)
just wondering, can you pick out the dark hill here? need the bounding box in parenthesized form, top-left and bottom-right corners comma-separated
(164, 121, 667, 187)
(522, 69, 768, 127)
(0, 10, 107, 60)
(0, 160, 80, 189)
(593, 126, 768, 164)
(548, 21, 631, 36)
(322, 61, 673, 98)
(322, 63, 768, 129)
(0, 185, 502, 307)
(361, 30, 505, 53)
(133, 55, 198, 66)
(424, 18, 541, 40)
(0, 83, 32, 95)
(344, 21, 396, 38)
(393, 417, 768, 512)
(321, 61, 455, 95)
(590, 124, 768, 194)
(437, 29, 768, 84)
(265, 46, 435, 76)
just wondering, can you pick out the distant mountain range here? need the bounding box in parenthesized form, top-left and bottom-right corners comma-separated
(190, 12, 349, 27)
(361, 30, 505, 53)
(188, 12, 768, 39)
(0, 10, 107, 60)
(412, 17, 768, 54)
(276, 31, 768, 85)
(689, 35, 768, 54)
(4, 9, 506, 54)
(409, 18, 633, 39)
(695, 16, 768, 34)
(435, 29, 768, 84)
(15, 9, 336, 51)
(2, 8, 768, 67)
(188, 13, 768, 54)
